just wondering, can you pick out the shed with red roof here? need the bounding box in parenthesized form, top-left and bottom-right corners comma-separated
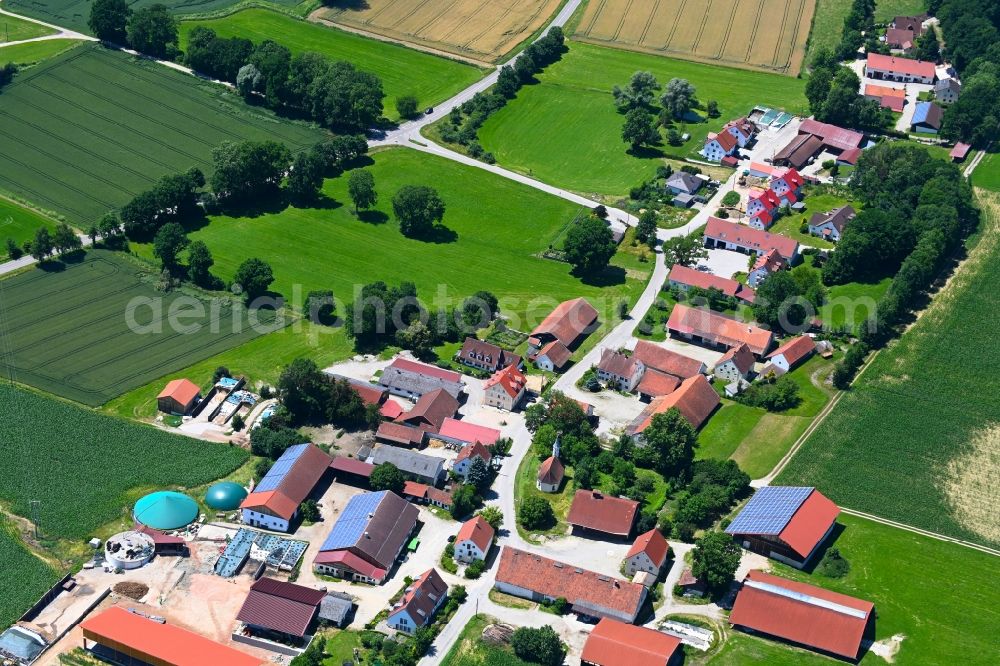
(157, 378, 201, 415)
(865, 52, 936, 84)
(567, 490, 639, 539)
(582, 618, 681, 666)
(765, 336, 816, 375)
(236, 577, 325, 641)
(627, 374, 721, 437)
(730, 570, 873, 660)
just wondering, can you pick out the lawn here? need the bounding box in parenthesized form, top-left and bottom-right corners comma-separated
(3, 0, 302, 34)
(874, 0, 927, 23)
(178, 9, 485, 121)
(804, 0, 852, 63)
(0, 196, 59, 260)
(0, 517, 60, 630)
(0, 38, 83, 65)
(0, 44, 326, 225)
(0, 383, 248, 542)
(514, 452, 575, 540)
(322, 629, 364, 665)
(0, 12, 55, 41)
(779, 189, 1000, 549)
(793, 257, 891, 334)
(766, 188, 858, 249)
(971, 150, 1000, 192)
(0, 250, 274, 406)
(698, 355, 835, 479)
(476, 42, 807, 197)
(440, 614, 534, 666)
(133, 148, 645, 334)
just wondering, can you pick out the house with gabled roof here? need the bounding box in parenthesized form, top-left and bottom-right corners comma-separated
(764, 336, 816, 375)
(748, 249, 788, 288)
(769, 168, 803, 204)
(808, 205, 856, 242)
(537, 455, 565, 492)
(701, 130, 739, 162)
(534, 339, 572, 372)
(934, 77, 961, 104)
(454, 515, 495, 563)
(434, 418, 500, 449)
(666, 304, 774, 357)
(241, 443, 331, 533)
(396, 388, 459, 431)
(730, 570, 874, 660)
(451, 441, 492, 480)
(387, 568, 448, 635)
(722, 116, 757, 147)
(632, 340, 706, 379)
(456, 337, 521, 374)
(157, 378, 201, 415)
(911, 101, 943, 134)
(725, 486, 839, 568)
(376, 422, 426, 448)
(665, 171, 703, 196)
(379, 358, 465, 400)
(627, 374, 720, 437)
(865, 52, 936, 84)
(495, 547, 647, 623)
(667, 264, 756, 304)
(314, 490, 419, 584)
(864, 84, 906, 112)
(704, 217, 799, 262)
(714, 343, 755, 383)
(636, 370, 681, 402)
(236, 577, 325, 643)
(528, 297, 599, 355)
(484, 363, 527, 410)
(567, 490, 639, 539)
(596, 348, 645, 392)
(623, 529, 670, 577)
(582, 618, 681, 666)
(747, 188, 781, 230)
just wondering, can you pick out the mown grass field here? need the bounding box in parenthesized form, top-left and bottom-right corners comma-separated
(697, 354, 835, 479)
(693, 514, 1000, 664)
(0, 196, 58, 260)
(440, 614, 533, 666)
(4, 0, 302, 34)
(0, 383, 248, 541)
(0, 44, 325, 225)
(0, 12, 55, 41)
(314, 0, 562, 64)
(0, 517, 60, 630)
(574, 0, 816, 76)
(133, 148, 645, 334)
(0, 251, 273, 406)
(972, 151, 1000, 192)
(179, 9, 485, 120)
(0, 38, 83, 65)
(779, 189, 1000, 549)
(476, 42, 807, 196)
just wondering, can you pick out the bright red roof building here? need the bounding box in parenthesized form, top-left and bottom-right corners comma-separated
(767, 336, 815, 370)
(730, 570, 874, 659)
(80, 606, 263, 666)
(666, 304, 774, 357)
(484, 364, 527, 399)
(582, 618, 681, 666)
(157, 378, 200, 405)
(628, 374, 721, 434)
(456, 515, 495, 553)
(567, 490, 639, 537)
(438, 418, 500, 447)
(866, 52, 936, 80)
(632, 340, 704, 379)
(625, 529, 670, 570)
(704, 217, 799, 260)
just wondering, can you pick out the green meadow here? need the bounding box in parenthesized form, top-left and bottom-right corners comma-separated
(0, 196, 58, 260)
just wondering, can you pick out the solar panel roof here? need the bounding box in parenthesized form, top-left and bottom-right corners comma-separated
(319, 491, 388, 551)
(726, 486, 813, 536)
(256, 443, 309, 492)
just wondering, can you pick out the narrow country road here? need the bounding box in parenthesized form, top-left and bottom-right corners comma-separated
(0, 5, 95, 44)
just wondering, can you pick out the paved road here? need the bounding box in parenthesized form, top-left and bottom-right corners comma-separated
(0, 5, 95, 43)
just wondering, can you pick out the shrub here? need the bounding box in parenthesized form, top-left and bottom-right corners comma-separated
(510, 626, 564, 666)
(817, 548, 850, 578)
(395, 94, 419, 119)
(464, 558, 486, 579)
(518, 496, 555, 530)
(721, 191, 740, 207)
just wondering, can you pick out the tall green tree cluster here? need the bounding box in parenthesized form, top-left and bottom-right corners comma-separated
(89, 0, 179, 58)
(277, 357, 378, 427)
(120, 167, 205, 239)
(806, 50, 890, 131)
(184, 27, 384, 128)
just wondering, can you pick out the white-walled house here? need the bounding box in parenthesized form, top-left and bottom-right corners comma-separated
(623, 529, 670, 578)
(714, 344, 755, 383)
(387, 568, 448, 635)
(701, 131, 739, 162)
(454, 516, 495, 563)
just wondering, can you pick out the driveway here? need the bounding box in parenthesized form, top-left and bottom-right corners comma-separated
(698, 248, 752, 279)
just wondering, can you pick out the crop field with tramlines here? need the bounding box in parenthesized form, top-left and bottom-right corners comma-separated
(0, 44, 324, 225)
(0, 251, 274, 406)
(574, 0, 816, 75)
(0, 383, 248, 541)
(779, 189, 1000, 549)
(313, 0, 563, 64)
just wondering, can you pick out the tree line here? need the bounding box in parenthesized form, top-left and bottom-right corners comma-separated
(806, 49, 892, 132)
(437, 27, 565, 160)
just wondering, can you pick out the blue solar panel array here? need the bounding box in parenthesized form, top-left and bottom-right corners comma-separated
(255, 443, 309, 492)
(725, 486, 813, 536)
(319, 491, 388, 551)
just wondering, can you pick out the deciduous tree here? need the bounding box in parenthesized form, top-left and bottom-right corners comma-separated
(152, 222, 188, 269)
(126, 4, 178, 59)
(564, 215, 616, 274)
(232, 257, 274, 301)
(691, 530, 741, 594)
(392, 185, 445, 237)
(88, 0, 130, 42)
(347, 169, 377, 213)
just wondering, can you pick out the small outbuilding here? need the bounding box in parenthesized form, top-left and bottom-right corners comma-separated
(157, 378, 201, 415)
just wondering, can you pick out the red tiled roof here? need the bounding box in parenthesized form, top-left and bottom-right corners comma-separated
(597, 348, 642, 378)
(379, 399, 405, 420)
(567, 490, 639, 536)
(768, 336, 815, 369)
(426, 487, 454, 507)
(668, 264, 743, 298)
(81, 606, 263, 666)
(797, 119, 865, 152)
(582, 618, 681, 666)
(402, 481, 429, 499)
(631, 340, 704, 379)
(397, 388, 459, 429)
(495, 547, 646, 622)
(456, 515, 494, 553)
(709, 130, 738, 152)
(349, 382, 386, 407)
(636, 369, 680, 398)
(778, 168, 804, 190)
(705, 217, 798, 260)
(377, 421, 426, 446)
(666, 303, 774, 356)
(236, 578, 323, 637)
(157, 378, 200, 405)
(628, 374, 720, 434)
(730, 570, 872, 659)
(312, 549, 386, 580)
(779, 490, 840, 559)
(330, 456, 374, 478)
(750, 187, 781, 211)
(439, 418, 500, 447)
(752, 248, 787, 275)
(456, 441, 492, 465)
(866, 52, 935, 79)
(625, 529, 670, 568)
(531, 298, 599, 347)
(484, 364, 527, 399)
(721, 155, 739, 167)
(390, 569, 448, 628)
(537, 340, 572, 369)
(240, 490, 298, 521)
(885, 27, 914, 48)
(537, 456, 565, 485)
(241, 445, 331, 519)
(389, 357, 462, 383)
(717, 343, 756, 375)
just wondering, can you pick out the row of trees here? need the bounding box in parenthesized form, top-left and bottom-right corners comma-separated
(438, 27, 565, 157)
(935, 0, 1000, 145)
(831, 0, 877, 62)
(6, 223, 82, 262)
(344, 281, 499, 354)
(89, 0, 179, 58)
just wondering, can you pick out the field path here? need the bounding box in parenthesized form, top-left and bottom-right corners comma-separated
(0, 4, 94, 45)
